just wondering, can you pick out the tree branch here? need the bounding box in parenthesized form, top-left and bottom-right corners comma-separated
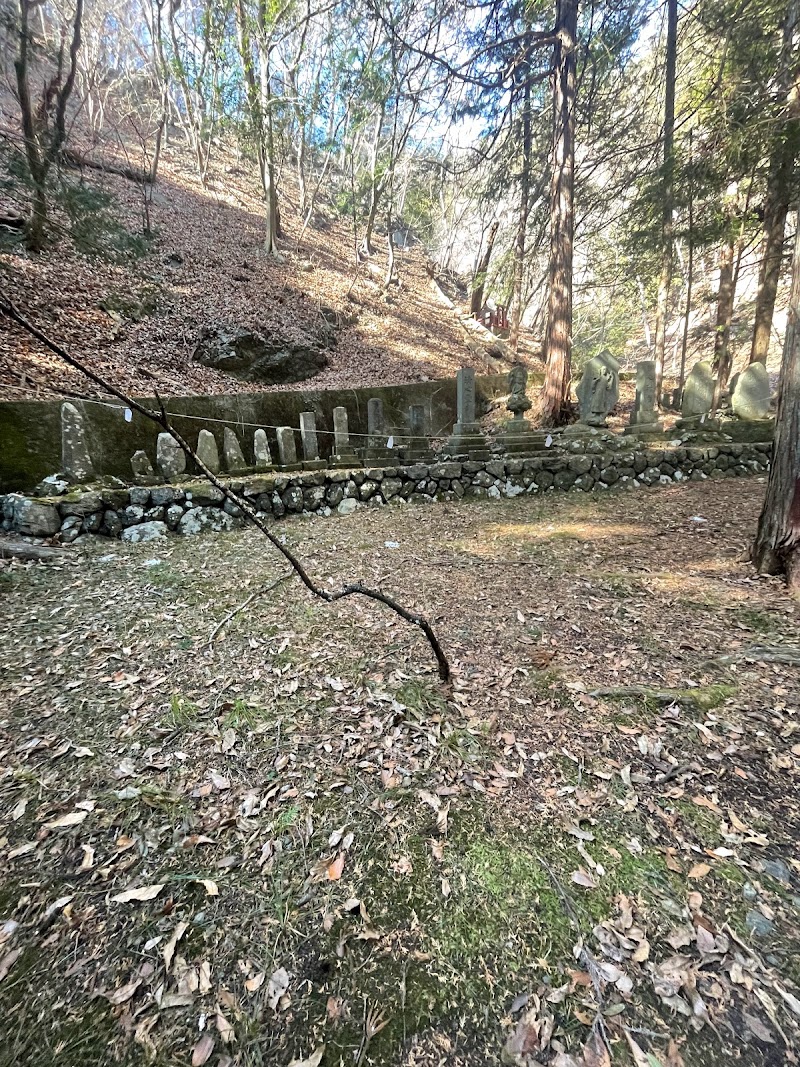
(0, 298, 451, 683)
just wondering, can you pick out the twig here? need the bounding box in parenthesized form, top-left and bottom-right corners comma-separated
(355, 998, 390, 1067)
(0, 299, 451, 682)
(206, 572, 293, 648)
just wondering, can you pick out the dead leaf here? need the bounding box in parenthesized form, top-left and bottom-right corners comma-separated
(79, 844, 95, 870)
(327, 853, 345, 881)
(267, 967, 290, 1011)
(106, 978, 142, 1005)
(192, 1034, 215, 1067)
(0, 948, 23, 982)
(112, 883, 165, 903)
(244, 971, 265, 993)
(688, 863, 711, 879)
(583, 1030, 611, 1067)
(45, 810, 87, 829)
(571, 868, 597, 889)
(198, 879, 219, 896)
(216, 1008, 235, 1044)
(162, 920, 188, 972)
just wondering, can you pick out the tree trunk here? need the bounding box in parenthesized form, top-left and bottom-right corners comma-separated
(540, 0, 577, 426)
(752, 223, 800, 592)
(713, 236, 736, 376)
(750, 0, 800, 365)
(509, 34, 532, 352)
(384, 212, 395, 287)
(471, 219, 499, 316)
(678, 130, 694, 395)
(653, 0, 678, 400)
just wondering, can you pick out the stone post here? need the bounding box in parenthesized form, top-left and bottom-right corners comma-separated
(443, 367, 492, 459)
(299, 411, 326, 469)
(157, 433, 186, 480)
(61, 402, 95, 482)
(330, 406, 358, 468)
(276, 427, 300, 469)
(223, 427, 247, 473)
(400, 404, 432, 461)
(196, 429, 221, 473)
(254, 429, 273, 470)
(362, 397, 393, 465)
(625, 361, 662, 435)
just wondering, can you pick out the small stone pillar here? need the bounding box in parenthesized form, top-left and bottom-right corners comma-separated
(443, 368, 490, 459)
(131, 450, 157, 485)
(362, 398, 393, 465)
(625, 360, 662, 436)
(196, 429, 221, 473)
(61, 402, 95, 482)
(156, 433, 186, 480)
(330, 406, 358, 468)
(400, 404, 433, 461)
(276, 427, 300, 469)
(222, 427, 247, 473)
(676, 360, 720, 430)
(299, 411, 326, 470)
(254, 429, 273, 470)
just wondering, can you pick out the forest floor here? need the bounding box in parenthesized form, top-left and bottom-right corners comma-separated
(0, 117, 526, 404)
(1, 478, 799, 1067)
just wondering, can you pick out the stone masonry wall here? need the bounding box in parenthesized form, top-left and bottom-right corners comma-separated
(1, 438, 772, 544)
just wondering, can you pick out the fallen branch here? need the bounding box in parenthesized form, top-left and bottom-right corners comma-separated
(0, 298, 451, 682)
(62, 147, 150, 184)
(206, 572, 293, 648)
(0, 541, 66, 562)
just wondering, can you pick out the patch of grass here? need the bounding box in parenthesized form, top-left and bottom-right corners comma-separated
(221, 697, 265, 730)
(732, 606, 785, 635)
(164, 693, 200, 730)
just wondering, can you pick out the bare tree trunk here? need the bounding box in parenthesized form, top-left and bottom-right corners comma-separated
(750, 0, 800, 365)
(470, 219, 499, 316)
(540, 0, 577, 426)
(678, 131, 694, 395)
(385, 212, 395, 287)
(360, 106, 385, 258)
(653, 0, 678, 400)
(752, 224, 800, 592)
(713, 237, 736, 376)
(509, 34, 532, 353)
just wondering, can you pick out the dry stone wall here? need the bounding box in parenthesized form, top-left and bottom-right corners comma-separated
(1, 438, 772, 543)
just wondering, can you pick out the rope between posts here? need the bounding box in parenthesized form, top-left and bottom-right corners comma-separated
(70, 395, 450, 442)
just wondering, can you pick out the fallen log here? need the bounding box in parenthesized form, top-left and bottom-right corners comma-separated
(0, 541, 66, 562)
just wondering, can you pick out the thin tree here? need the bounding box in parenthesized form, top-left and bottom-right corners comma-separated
(752, 223, 800, 591)
(509, 28, 533, 353)
(540, 0, 578, 426)
(652, 0, 677, 400)
(13, 0, 84, 251)
(471, 218, 500, 316)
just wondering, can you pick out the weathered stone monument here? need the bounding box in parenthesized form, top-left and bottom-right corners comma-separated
(500, 364, 548, 453)
(276, 426, 300, 469)
(575, 350, 619, 427)
(400, 403, 433, 461)
(444, 368, 491, 459)
(299, 411, 327, 469)
(330, 406, 359, 468)
(223, 427, 247, 473)
(196, 429, 221, 473)
(131, 450, 157, 485)
(253, 429, 273, 470)
(732, 363, 771, 421)
(625, 360, 662, 435)
(156, 433, 186, 480)
(680, 360, 716, 419)
(61, 402, 94, 482)
(362, 397, 393, 464)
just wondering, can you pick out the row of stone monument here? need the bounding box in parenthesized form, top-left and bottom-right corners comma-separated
(59, 354, 773, 485)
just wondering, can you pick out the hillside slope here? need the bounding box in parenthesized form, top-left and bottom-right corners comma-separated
(0, 129, 508, 403)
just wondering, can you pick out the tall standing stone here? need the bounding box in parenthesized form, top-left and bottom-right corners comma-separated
(196, 429, 220, 473)
(276, 427, 299, 468)
(731, 362, 771, 420)
(254, 429, 273, 470)
(626, 360, 662, 433)
(444, 367, 491, 458)
(575, 350, 620, 427)
(61, 402, 95, 482)
(299, 411, 326, 469)
(222, 427, 247, 472)
(330, 406, 358, 467)
(401, 404, 432, 461)
(681, 360, 716, 419)
(363, 397, 392, 464)
(157, 433, 186, 480)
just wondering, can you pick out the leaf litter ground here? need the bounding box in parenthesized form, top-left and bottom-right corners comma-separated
(1, 479, 799, 1067)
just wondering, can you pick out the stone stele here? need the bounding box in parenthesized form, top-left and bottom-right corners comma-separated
(156, 433, 186, 479)
(576, 349, 620, 426)
(731, 362, 771, 421)
(196, 429, 221, 473)
(61, 402, 95, 482)
(681, 360, 716, 418)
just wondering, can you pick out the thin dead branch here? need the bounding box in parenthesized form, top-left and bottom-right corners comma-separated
(206, 572, 293, 648)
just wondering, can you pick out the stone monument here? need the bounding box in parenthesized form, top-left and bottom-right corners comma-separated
(196, 429, 221, 473)
(253, 429, 273, 470)
(156, 433, 186, 480)
(361, 397, 393, 464)
(443, 368, 491, 459)
(131, 450, 158, 485)
(731, 363, 771, 421)
(299, 411, 327, 470)
(61, 402, 95, 482)
(223, 427, 248, 473)
(677, 360, 719, 429)
(625, 360, 662, 435)
(500, 364, 549, 453)
(400, 403, 433, 461)
(330, 406, 359, 468)
(575, 350, 619, 427)
(276, 427, 300, 469)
